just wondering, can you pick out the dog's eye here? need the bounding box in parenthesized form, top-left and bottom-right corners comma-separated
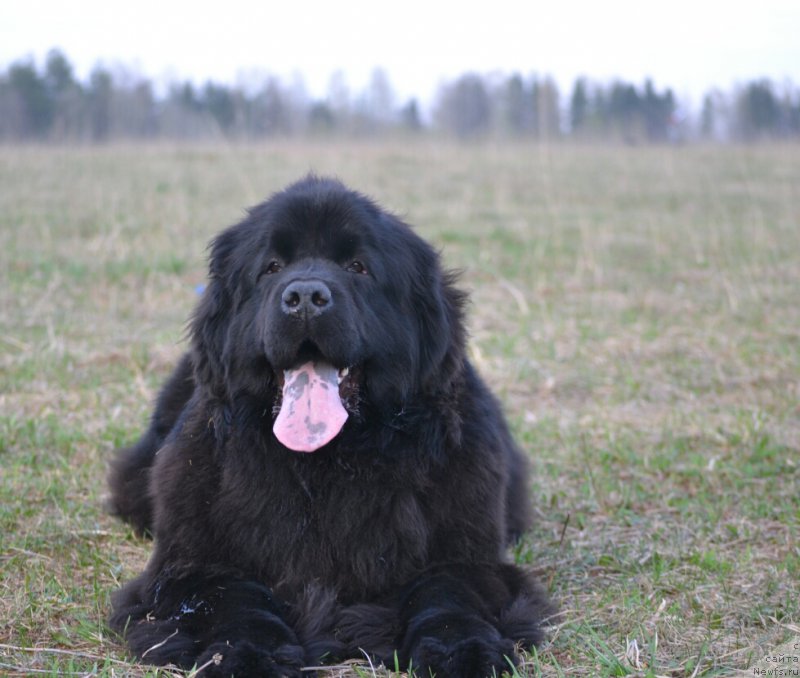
(347, 260, 368, 275)
(262, 261, 283, 276)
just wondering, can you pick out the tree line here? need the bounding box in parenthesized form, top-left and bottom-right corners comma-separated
(2, 49, 799, 143)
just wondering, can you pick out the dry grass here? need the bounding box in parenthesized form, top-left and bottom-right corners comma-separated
(1, 141, 798, 676)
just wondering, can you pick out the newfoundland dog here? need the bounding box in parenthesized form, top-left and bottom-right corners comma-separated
(108, 176, 552, 677)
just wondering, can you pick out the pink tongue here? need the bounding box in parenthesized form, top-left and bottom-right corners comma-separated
(273, 361, 348, 452)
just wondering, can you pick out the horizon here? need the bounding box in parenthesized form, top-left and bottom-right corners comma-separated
(2, 44, 796, 118)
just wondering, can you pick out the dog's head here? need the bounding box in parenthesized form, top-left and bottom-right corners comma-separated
(190, 176, 465, 451)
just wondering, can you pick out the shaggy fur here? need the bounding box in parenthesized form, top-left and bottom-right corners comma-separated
(107, 176, 553, 677)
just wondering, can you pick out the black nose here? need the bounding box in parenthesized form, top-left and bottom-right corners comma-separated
(281, 280, 333, 318)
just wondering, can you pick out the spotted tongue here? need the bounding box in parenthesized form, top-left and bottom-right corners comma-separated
(273, 361, 348, 452)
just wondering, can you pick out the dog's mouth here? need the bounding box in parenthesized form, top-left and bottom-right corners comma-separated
(272, 355, 359, 453)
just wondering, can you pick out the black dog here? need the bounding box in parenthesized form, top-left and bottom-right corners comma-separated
(108, 176, 552, 677)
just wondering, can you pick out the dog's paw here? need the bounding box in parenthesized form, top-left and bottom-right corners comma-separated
(195, 639, 305, 677)
(410, 635, 517, 678)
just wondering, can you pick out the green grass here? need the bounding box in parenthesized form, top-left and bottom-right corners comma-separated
(1, 141, 798, 676)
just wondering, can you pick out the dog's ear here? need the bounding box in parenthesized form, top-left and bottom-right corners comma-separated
(412, 255, 467, 392)
(190, 226, 241, 397)
(374, 213, 467, 402)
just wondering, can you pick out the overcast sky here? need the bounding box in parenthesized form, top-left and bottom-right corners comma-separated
(2, 0, 799, 107)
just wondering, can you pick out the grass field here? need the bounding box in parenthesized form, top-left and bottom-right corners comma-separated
(1, 141, 798, 677)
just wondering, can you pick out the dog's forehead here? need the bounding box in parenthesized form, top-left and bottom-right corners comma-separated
(268, 197, 375, 260)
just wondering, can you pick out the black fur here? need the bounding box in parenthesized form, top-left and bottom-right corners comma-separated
(107, 176, 553, 677)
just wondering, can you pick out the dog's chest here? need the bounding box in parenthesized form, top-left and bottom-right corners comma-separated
(219, 458, 430, 599)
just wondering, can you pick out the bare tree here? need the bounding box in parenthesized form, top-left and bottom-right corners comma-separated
(436, 73, 491, 138)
